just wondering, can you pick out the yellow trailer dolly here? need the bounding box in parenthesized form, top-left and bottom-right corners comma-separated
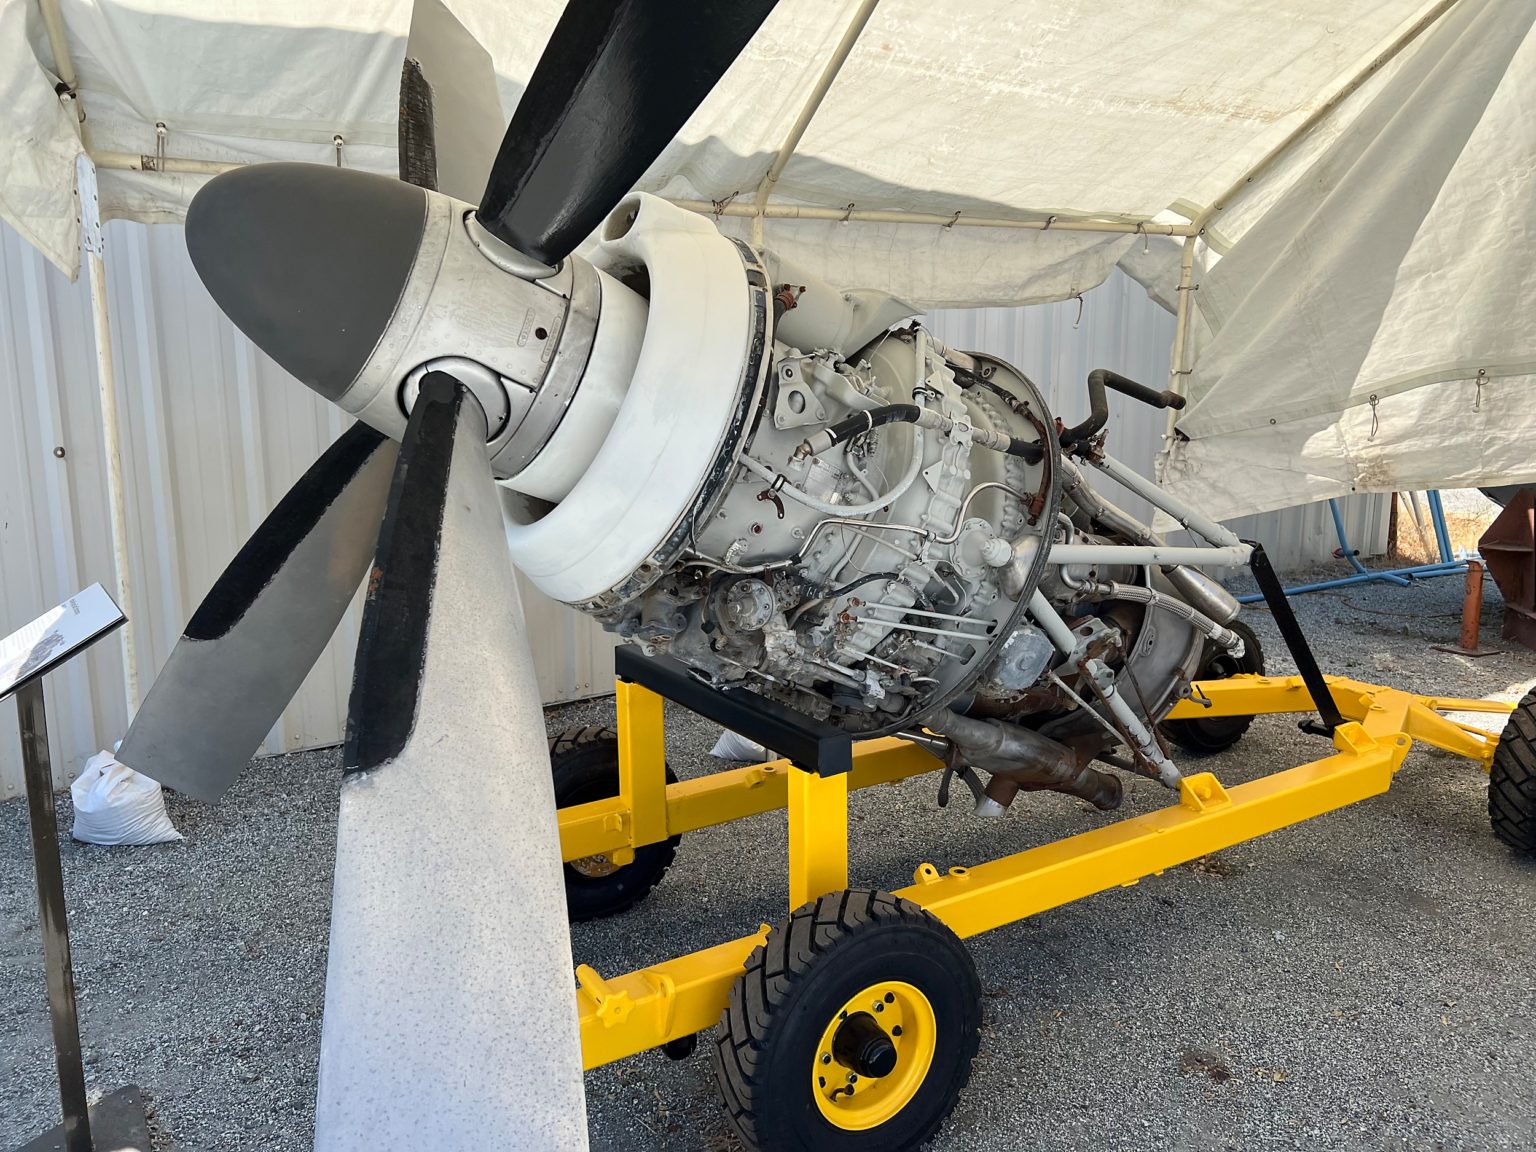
(555, 673, 1513, 1148)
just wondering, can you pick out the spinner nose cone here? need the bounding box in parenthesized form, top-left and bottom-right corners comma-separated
(186, 163, 428, 403)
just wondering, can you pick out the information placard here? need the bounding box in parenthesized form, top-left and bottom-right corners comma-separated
(0, 583, 125, 701)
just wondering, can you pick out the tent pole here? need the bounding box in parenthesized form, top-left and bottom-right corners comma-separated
(38, 0, 81, 120)
(88, 149, 1196, 241)
(684, 198, 1188, 237)
(78, 157, 142, 718)
(90, 150, 239, 177)
(42, 8, 142, 719)
(1164, 233, 1199, 440)
(749, 0, 883, 248)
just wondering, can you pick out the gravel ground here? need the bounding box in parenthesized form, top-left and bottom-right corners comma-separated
(4, 569, 1535, 1151)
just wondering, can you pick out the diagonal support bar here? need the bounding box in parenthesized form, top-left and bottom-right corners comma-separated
(1245, 540, 1346, 733)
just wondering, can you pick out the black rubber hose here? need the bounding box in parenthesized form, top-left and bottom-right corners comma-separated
(950, 366, 1045, 463)
(1060, 369, 1188, 449)
(821, 401, 1045, 466)
(819, 404, 922, 448)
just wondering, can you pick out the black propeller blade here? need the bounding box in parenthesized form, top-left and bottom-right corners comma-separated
(475, 0, 778, 265)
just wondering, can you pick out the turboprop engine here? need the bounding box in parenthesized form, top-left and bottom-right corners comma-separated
(183, 163, 1247, 817)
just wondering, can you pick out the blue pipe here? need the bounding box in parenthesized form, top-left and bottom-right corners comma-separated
(1330, 499, 1410, 585)
(1235, 561, 1466, 603)
(1425, 489, 1454, 563)
(1236, 491, 1467, 603)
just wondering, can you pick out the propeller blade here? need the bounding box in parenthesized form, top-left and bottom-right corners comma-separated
(399, 0, 505, 201)
(315, 373, 585, 1149)
(476, 0, 778, 265)
(116, 424, 397, 801)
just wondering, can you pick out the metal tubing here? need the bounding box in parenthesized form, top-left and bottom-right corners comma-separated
(1330, 498, 1410, 585)
(1046, 543, 1253, 568)
(89, 149, 241, 177)
(1426, 489, 1454, 563)
(81, 159, 141, 715)
(749, 0, 883, 246)
(17, 680, 93, 1152)
(688, 199, 1192, 238)
(1091, 453, 1243, 548)
(1234, 561, 1466, 604)
(1027, 590, 1080, 654)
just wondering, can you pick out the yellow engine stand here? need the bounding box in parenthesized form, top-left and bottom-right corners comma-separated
(563, 674, 1511, 1072)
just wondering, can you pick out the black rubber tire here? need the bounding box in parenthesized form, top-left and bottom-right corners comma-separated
(549, 725, 679, 921)
(1490, 690, 1536, 855)
(712, 889, 981, 1152)
(1160, 617, 1265, 756)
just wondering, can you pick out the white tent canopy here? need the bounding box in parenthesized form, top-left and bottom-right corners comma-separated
(4, 0, 1533, 517)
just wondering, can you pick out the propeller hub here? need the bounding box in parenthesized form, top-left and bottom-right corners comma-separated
(186, 163, 427, 402)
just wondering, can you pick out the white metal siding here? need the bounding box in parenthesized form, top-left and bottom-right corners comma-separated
(0, 219, 615, 796)
(1, 229, 1381, 796)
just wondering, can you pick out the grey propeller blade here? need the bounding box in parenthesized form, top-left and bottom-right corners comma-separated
(117, 424, 397, 801)
(399, 0, 505, 201)
(315, 373, 585, 1150)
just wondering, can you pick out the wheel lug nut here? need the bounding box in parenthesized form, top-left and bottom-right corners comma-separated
(820, 1053, 831, 1064)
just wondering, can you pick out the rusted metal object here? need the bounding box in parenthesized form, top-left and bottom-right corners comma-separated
(1432, 559, 1499, 657)
(1478, 490, 1536, 652)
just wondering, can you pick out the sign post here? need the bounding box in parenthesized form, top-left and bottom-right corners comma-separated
(4, 584, 150, 1152)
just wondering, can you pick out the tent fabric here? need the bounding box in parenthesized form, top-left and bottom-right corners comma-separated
(2, 0, 1532, 516)
(1161, 0, 1536, 519)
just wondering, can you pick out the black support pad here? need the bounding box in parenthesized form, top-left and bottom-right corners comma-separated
(615, 647, 853, 777)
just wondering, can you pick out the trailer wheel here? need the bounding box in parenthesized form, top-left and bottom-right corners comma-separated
(549, 725, 679, 921)
(1160, 617, 1265, 755)
(1490, 690, 1536, 855)
(712, 889, 980, 1151)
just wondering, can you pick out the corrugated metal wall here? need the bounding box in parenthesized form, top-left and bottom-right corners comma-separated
(0, 219, 614, 796)
(1, 225, 1383, 796)
(925, 272, 1391, 573)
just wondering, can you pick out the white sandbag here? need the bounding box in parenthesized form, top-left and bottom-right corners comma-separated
(709, 729, 769, 763)
(70, 751, 181, 845)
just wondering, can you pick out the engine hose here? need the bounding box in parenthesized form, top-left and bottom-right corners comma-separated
(1083, 580, 1244, 656)
(794, 404, 1043, 464)
(743, 398, 927, 518)
(1059, 369, 1187, 450)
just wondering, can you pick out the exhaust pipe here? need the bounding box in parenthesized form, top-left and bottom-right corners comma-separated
(925, 711, 1123, 814)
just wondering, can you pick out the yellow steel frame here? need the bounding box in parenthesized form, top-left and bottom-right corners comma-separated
(566, 674, 1511, 1071)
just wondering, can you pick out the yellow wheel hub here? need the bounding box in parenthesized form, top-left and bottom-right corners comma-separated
(568, 852, 620, 878)
(811, 980, 936, 1131)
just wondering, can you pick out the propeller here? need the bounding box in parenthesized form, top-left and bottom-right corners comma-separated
(118, 1, 777, 1146)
